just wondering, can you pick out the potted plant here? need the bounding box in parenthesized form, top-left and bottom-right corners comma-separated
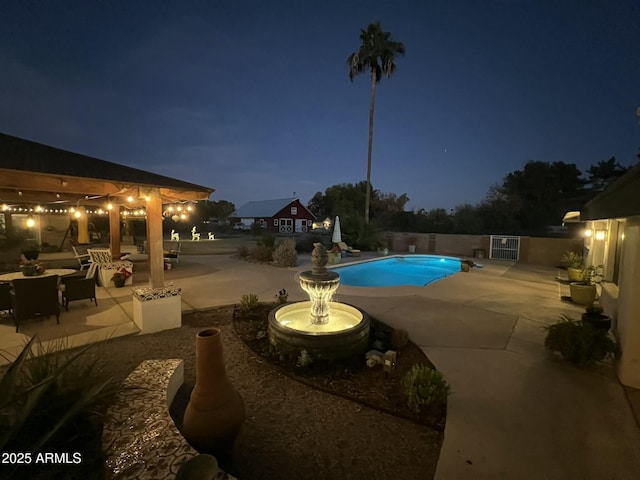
(569, 266, 597, 306)
(111, 268, 132, 288)
(407, 235, 417, 253)
(581, 303, 611, 331)
(562, 251, 586, 282)
(21, 242, 41, 262)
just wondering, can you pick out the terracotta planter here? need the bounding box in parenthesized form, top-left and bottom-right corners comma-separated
(183, 328, 245, 460)
(569, 282, 596, 306)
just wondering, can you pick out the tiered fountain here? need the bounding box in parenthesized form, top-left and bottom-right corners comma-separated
(268, 243, 370, 360)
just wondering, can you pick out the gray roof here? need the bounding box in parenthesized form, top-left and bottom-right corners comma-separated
(233, 198, 297, 217)
(0, 132, 213, 193)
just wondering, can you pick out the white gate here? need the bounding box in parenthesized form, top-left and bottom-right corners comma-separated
(489, 235, 520, 261)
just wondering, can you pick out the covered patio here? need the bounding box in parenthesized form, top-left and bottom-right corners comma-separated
(0, 132, 213, 347)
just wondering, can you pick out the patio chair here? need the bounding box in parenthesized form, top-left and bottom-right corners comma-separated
(0, 281, 12, 316)
(164, 242, 182, 264)
(87, 248, 134, 287)
(60, 268, 97, 311)
(72, 245, 91, 270)
(11, 275, 60, 332)
(337, 241, 361, 257)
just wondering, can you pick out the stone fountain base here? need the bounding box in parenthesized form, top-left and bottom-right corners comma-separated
(268, 302, 370, 361)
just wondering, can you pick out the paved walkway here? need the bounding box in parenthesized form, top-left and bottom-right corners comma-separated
(2, 252, 639, 479)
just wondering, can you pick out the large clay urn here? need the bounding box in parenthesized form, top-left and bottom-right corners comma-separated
(183, 328, 245, 460)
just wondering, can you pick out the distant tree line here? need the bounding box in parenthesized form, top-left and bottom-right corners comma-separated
(308, 157, 632, 237)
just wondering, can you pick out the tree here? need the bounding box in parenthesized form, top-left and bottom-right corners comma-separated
(585, 157, 630, 192)
(347, 21, 405, 224)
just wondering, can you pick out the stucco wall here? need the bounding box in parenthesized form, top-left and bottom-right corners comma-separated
(386, 232, 579, 266)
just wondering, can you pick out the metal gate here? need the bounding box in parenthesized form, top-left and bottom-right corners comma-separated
(489, 235, 520, 261)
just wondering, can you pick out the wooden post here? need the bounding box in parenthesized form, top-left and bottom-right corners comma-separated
(146, 194, 164, 289)
(109, 206, 121, 259)
(77, 206, 89, 244)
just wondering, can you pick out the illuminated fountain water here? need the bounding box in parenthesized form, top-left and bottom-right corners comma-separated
(268, 243, 370, 360)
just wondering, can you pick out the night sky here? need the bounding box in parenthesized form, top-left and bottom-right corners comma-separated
(1, 0, 638, 212)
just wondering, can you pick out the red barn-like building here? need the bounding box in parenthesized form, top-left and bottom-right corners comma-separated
(231, 197, 315, 233)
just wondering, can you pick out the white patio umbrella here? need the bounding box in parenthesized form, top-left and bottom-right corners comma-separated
(332, 216, 342, 245)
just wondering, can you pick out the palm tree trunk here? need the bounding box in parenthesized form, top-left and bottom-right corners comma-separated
(365, 69, 377, 224)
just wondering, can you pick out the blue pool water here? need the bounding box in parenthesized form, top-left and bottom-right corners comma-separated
(332, 255, 460, 287)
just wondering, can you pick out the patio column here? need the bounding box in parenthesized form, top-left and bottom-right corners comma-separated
(77, 206, 89, 244)
(146, 194, 164, 289)
(617, 216, 640, 388)
(109, 206, 121, 259)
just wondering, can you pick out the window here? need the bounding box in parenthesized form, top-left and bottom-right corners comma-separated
(291, 206, 297, 215)
(307, 219, 312, 226)
(260, 219, 266, 227)
(274, 219, 279, 226)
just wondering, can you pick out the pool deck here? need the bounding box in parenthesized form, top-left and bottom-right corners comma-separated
(1, 251, 639, 478)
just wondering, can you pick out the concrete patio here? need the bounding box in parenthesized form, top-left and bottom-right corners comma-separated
(1, 250, 639, 479)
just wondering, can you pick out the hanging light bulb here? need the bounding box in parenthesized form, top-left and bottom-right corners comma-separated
(26, 216, 35, 228)
(74, 210, 81, 219)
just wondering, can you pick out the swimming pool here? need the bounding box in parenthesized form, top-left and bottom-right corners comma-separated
(332, 255, 460, 287)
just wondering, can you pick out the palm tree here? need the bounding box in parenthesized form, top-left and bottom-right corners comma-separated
(348, 21, 405, 224)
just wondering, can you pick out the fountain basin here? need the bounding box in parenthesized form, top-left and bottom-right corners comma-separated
(268, 301, 370, 361)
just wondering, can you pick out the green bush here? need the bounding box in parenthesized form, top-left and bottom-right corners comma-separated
(561, 251, 584, 269)
(544, 315, 618, 366)
(250, 222, 263, 237)
(401, 364, 450, 413)
(239, 293, 262, 320)
(258, 231, 276, 249)
(0, 337, 119, 479)
(250, 244, 273, 263)
(273, 238, 298, 267)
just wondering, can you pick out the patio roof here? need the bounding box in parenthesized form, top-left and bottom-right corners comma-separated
(0, 132, 214, 208)
(582, 162, 640, 220)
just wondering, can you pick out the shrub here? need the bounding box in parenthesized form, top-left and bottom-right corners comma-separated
(237, 245, 249, 259)
(239, 293, 260, 318)
(401, 364, 450, 413)
(0, 337, 119, 479)
(250, 244, 273, 263)
(391, 328, 410, 350)
(273, 238, 298, 267)
(561, 251, 584, 269)
(258, 231, 276, 249)
(544, 315, 618, 366)
(296, 350, 313, 369)
(250, 222, 263, 237)
(275, 288, 288, 305)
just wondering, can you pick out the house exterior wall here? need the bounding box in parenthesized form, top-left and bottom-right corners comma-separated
(614, 216, 640, 388)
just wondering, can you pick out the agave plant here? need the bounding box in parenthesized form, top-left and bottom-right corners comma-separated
(0, 336, 119, 478)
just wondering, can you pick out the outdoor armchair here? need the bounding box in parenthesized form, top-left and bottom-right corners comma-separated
(72, 245, 91, 270)
(60, 268, 97, 311)
(164, 242, 182, 264)
(11, 275, 60, 332)
(0, 281, 12, 315)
